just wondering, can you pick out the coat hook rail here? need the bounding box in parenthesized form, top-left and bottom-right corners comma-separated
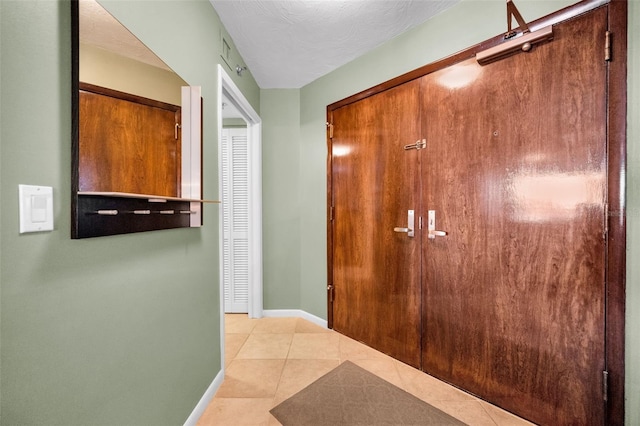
(77, 194, 196, 238)
(89, 209, 119, 215)
(88, 209, 187, 216)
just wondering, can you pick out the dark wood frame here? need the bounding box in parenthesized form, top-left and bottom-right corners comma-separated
(605, 1, 627, 423)
(79, 82, 181, 113)
(326, 0, 626, 424)
(71, 0, 79, 238)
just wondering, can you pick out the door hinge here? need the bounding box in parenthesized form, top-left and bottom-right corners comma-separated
(326, 122, 334, 139)
(605, 31, 612, 62)
(603, 370, 609, 401)
(419, 216, 423, 230)
(175, 123, 181, 140)
(330, 205, 335, 222)
(404, 139, 426, 151)
(327, 284, 335, 303)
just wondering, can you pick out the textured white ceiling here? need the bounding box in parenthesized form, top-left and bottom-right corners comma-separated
(80, 0, 461, 110)
(210, 0, 461, 89)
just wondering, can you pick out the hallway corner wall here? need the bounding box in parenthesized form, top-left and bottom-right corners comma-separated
(261, 89, 302, 310)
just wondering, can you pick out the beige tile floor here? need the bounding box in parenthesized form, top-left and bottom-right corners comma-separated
(196, 314, 534, 426)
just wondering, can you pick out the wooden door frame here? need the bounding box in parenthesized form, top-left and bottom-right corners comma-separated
(605, 1, 627, 422)
(326, 1, 626, 423)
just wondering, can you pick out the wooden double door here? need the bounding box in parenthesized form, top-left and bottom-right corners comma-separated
(329, 7, 613, 425)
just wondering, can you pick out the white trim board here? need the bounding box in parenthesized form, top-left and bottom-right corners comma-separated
(181, 86, 203, 227)
(182, 370, 224, 426)
(217, 64, 264, 323)
(262, 309, 328, 329)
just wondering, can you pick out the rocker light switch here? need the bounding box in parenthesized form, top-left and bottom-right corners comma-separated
(19, 185, 54, 233)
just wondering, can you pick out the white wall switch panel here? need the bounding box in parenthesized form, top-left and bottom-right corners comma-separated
(19, 185, 54, 233)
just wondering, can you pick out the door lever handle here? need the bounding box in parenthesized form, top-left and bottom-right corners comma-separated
(394, 227, 413, 233)
(394, 210, 415, 237)
(427, 210, 447, 239)
(428, 230, 447, 237)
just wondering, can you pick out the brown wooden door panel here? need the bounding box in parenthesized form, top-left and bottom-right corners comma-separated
(420, 8, 607, 425)
(79, 90, 181, 197)
(331, 79, 423, 367)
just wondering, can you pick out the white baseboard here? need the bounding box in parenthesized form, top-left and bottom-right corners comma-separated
(262, 309, 328, 329)
(183, 369, 225, 426)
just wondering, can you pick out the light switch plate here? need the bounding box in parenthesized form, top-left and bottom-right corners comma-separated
(19, 185, 54, 233)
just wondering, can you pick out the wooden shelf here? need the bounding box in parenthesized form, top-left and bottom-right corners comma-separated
(74, 192, 214, 238)
(78, 191, 220, 204)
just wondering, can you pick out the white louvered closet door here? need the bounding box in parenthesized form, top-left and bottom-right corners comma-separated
(221, 128, 249, 313)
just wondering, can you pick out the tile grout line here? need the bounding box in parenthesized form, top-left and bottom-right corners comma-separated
(268, 318, 297, 411)
(476, 400, 500, 426)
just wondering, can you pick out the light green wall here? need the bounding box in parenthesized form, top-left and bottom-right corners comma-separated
(262, 0, 639, 421)
(0, 1, 3, 421)
(80, 42, 186, 105)
(0, 0, 259, 425)
(261, 89, 302, 309)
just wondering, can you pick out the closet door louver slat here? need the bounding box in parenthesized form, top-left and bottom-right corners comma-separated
(222, 128, 249, 313)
